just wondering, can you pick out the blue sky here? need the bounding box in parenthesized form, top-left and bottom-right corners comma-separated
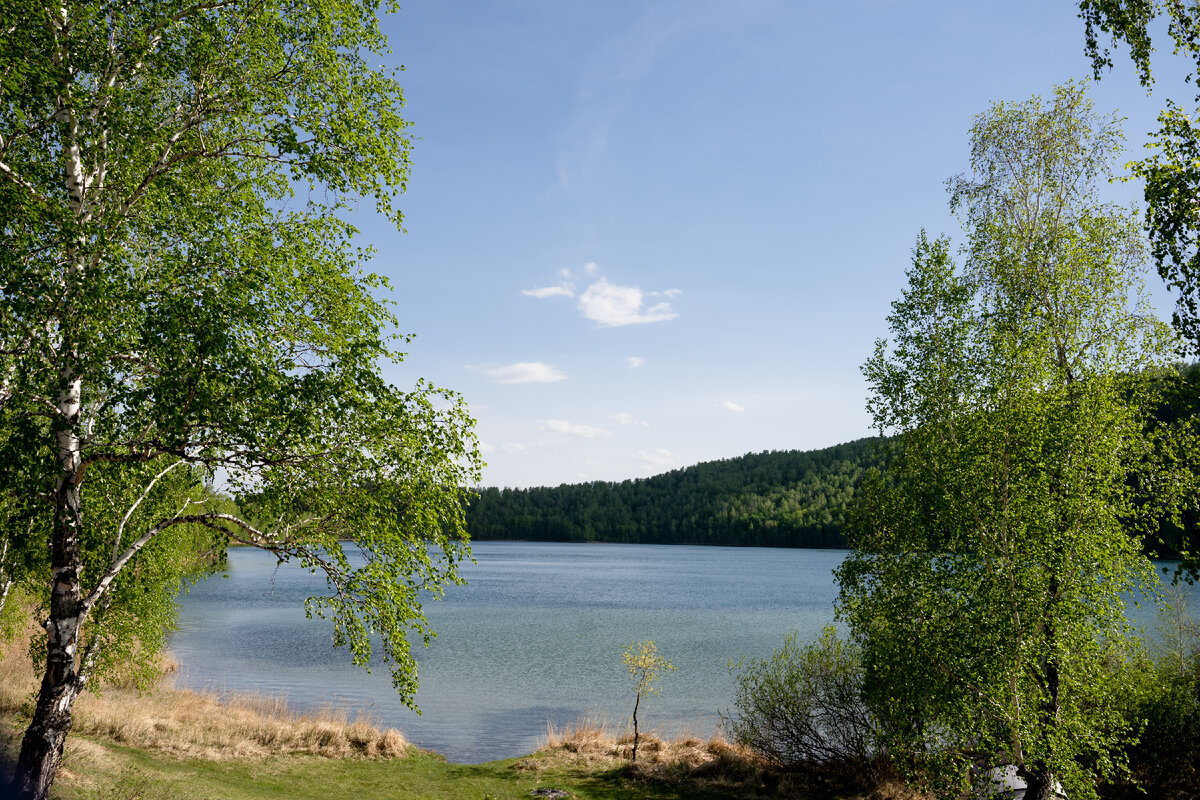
(354, 1, 1189, 488)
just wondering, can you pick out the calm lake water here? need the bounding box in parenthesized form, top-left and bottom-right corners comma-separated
(168, 541, 1197, 764)
(169, 542, 844, 762)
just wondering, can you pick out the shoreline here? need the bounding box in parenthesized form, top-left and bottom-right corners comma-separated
(0, 633, 926, 799)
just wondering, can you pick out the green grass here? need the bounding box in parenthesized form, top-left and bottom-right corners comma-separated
(48, 736, 746, 800)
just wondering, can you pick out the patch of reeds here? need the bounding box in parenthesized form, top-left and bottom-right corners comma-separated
(0, 624, 408, 760)
(538, 715, 771, 794)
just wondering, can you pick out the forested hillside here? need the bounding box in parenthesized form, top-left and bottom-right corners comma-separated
(467, 366, 1200, 552)
(466, 438, 881, 548)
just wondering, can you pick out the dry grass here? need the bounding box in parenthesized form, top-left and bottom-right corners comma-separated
(71, 683, 409, 759)
(537, 716, 932, 800)
(540, 715, 740, 767)
(538, 715, 773, 794)
(0, 627, 409, 760)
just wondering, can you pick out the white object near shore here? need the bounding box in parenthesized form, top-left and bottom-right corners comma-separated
(976, 765, 1067, 799)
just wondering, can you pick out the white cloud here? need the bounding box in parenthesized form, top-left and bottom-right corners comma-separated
(611, 412, 650, 428)
(524, 265, 680, 327)
(718, 401, 745, 412)
(634, 448, 678, 471)
(578, 278, 678, 326)
(522, 285, 574, 299)
(627, 356, 645, 369)
(479, 362, 567, 384)
(544, 419, 613, 439)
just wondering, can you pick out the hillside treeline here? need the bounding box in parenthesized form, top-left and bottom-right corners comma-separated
(466, 438, 882, 548)
(467, 366, 1200, 552)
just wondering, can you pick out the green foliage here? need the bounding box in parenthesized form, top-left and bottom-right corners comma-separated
(1077, 4, 1200, 577)
(0, 0, 481, 699)
(0, 458, 220, 687)
(466, 424, 1200, 554)
(0, 0, 482, 794)
(838, 83, 1177, 800)
(725, 627, 878, 788)
(76, 463, 221, 690)
(1080, 3, 1200, 355)
(468, 439, 881, 548)
(624, 640, 676, 698)
(1120, 656, 1200, 799)
(1097, 586, 1200, 800)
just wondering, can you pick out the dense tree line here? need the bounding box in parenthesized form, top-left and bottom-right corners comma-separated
(466, 438, 881, 548)
(467, 365, 1200, 554)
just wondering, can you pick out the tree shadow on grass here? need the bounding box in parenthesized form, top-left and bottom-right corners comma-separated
(439, 759, 749, 800)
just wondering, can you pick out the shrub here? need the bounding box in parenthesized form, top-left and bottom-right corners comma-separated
(1123, 665, 1200, 799)
(1107, 587, 1200, 800)
(724, 626, 880, 787)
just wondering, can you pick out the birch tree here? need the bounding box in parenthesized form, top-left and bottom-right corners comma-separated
(1077, 1, 1200, 347)
(1076, 2, 1200, 577)
(838, 84, 1177, 800)
(0, 2, 482, 798)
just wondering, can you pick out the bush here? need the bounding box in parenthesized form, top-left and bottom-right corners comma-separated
(1101, 585, 1200, 800)
(724, 626, 880, 787)
(1125, 666, 1200, 798)
(1109, 587, 1200, 800)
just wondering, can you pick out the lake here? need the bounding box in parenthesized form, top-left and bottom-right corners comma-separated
(169, 541, 845, 762)
(168, 541, 1196, 764)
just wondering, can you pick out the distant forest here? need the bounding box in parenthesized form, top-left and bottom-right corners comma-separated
(466, 438, 881, 548)
(466, 368, 1200, 552)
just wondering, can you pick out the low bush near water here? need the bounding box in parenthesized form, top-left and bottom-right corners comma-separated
(1103, 587, 1200, 800)
(724, 626, 885, 791)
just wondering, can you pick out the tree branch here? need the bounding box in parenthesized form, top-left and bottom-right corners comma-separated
(110, 459, 188, 562)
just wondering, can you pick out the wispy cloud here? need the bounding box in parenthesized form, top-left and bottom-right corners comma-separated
(544, 419, 613, 439)
(634, 448, 678, 471)
(477, 362, 567, 384)
(627, 356, 645, 369)
(555, 9, 684, 188)
(521, 286, 573, 299)
(718, 401, 745, 412)
(555, 1, 778, 189)
(611, 412, 650, 428)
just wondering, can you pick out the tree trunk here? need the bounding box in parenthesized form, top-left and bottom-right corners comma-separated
(631, 692, 641, 763)
(15, 375, 86, 800)
(14, 668, 83, 800)
(1025, 767, 1058, 800)
(0, 537, 12, 615)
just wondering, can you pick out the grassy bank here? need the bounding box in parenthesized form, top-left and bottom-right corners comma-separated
(0, 635, 922, 799)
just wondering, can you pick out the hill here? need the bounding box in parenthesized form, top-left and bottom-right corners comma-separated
(466, 437, 882, 548)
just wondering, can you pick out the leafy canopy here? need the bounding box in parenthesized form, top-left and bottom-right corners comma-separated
(0, 0, 481, 702)
(1080, 1, 1200, 353)
(838, 83, 1177, 800)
